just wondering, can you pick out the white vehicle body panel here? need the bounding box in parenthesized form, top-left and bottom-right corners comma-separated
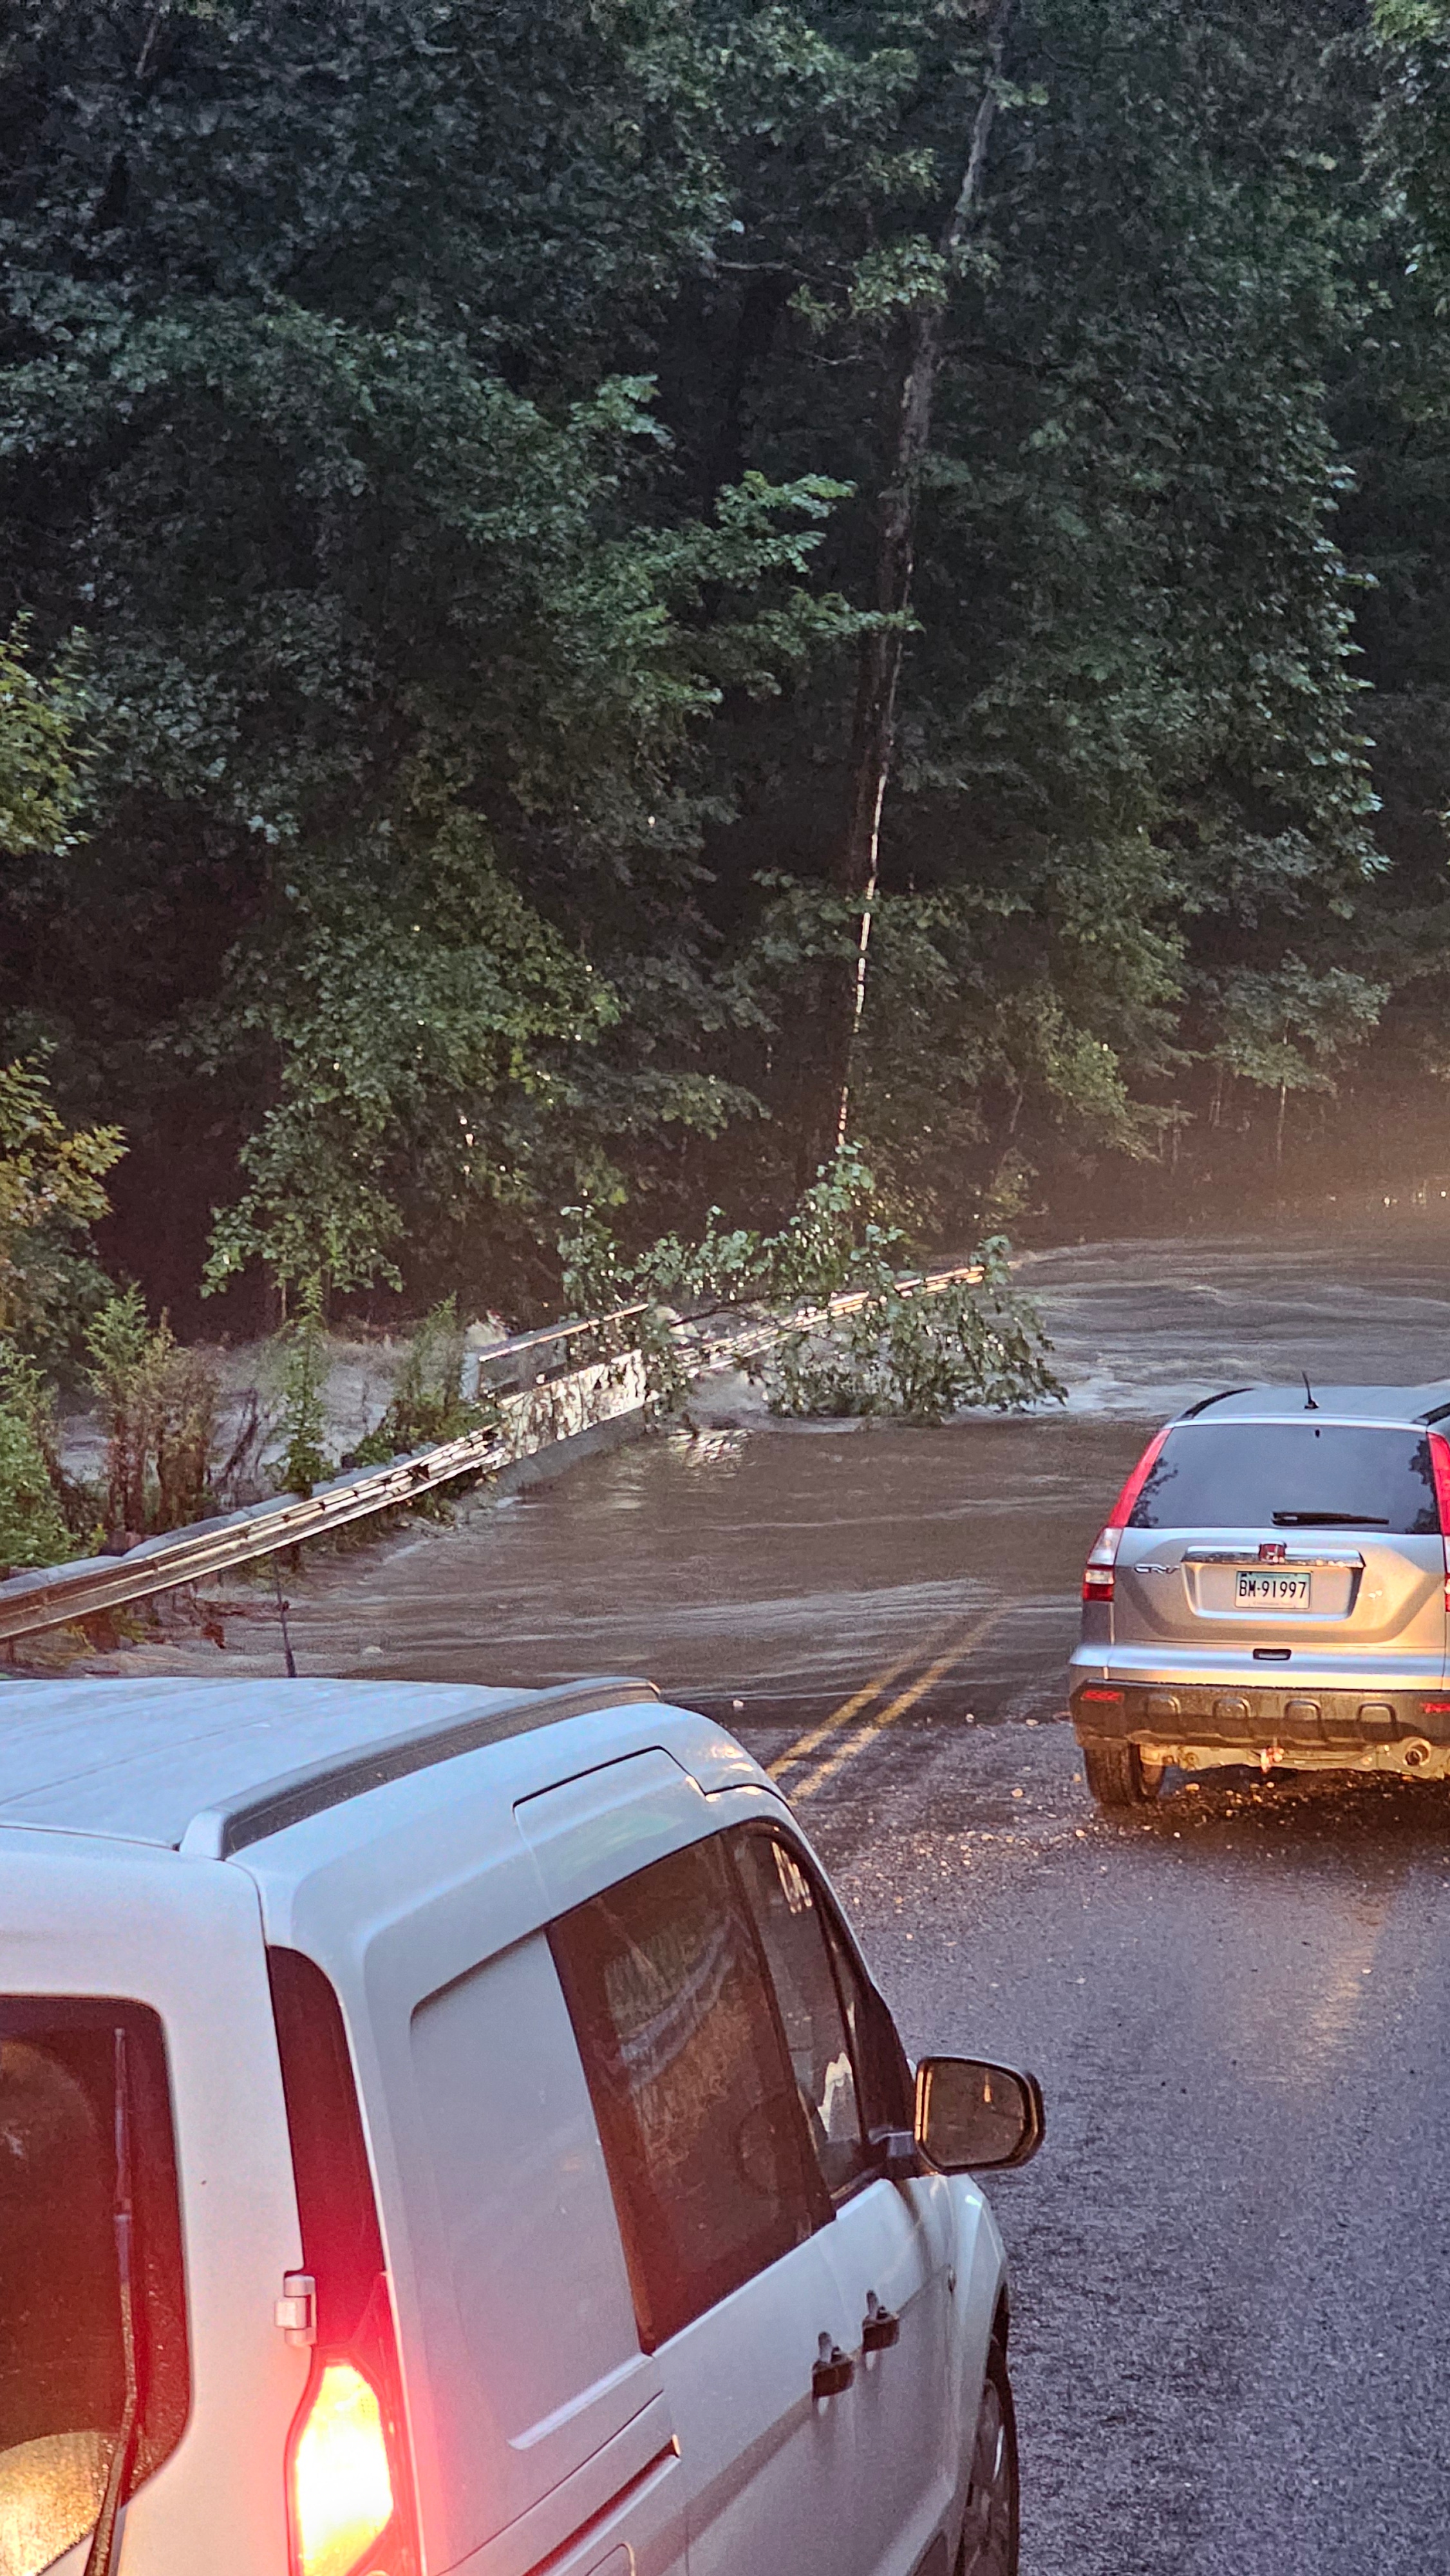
(0, 1680, 1011, 2576)
(0, 1828, 306, 2576)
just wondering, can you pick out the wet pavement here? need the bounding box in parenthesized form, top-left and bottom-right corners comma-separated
(53, 1221, 1450, 2571)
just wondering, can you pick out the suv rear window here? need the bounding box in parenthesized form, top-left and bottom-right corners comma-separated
(1129, 1422, 1440, 1534)
(0, 2000, 189, 2576)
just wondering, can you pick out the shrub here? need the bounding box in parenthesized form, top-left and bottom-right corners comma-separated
(274, 1283, 334, 1497)
(0, 1344, 74, 1569)
(561, 1150, 1066, 1422)
(86, 1287, 223, 1533)
(762, 1245, 1066, 1423)
(353, 1298, 494, 1466)
(0, 1056, 124, 1363)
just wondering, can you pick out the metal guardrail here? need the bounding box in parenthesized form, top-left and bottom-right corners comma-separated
(0, 1340, 648, 1647)
(695, 1261, 981, 1370)
(0, 1420, 511, 1645)
(0, 1265, 976, 1647)
(464, 1305, 651, 1397)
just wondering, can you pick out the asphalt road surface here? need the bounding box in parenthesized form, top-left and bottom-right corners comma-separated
(67, 1222, 1450, 2572)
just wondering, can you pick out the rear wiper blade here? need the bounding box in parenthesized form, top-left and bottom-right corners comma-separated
(84, 2027, 144, 2576)
(1271, 1510, 1388, 1527)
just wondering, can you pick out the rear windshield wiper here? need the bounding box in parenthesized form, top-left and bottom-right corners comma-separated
(1271, 1510, 1389, 1527)
(85, 2027, 144, 2576)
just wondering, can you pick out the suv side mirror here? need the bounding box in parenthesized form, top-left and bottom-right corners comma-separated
(914, 2056, 1045, 2173)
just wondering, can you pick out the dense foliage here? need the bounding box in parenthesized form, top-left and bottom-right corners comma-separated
(561, 1142, 1063, 1419)
(2, 0, 1449, 1334)
(762, 1249, 1066, 1423)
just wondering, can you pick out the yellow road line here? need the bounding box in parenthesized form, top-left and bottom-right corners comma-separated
(791, 1603, 1012, 1803)
(767, 1613, 970, 1781)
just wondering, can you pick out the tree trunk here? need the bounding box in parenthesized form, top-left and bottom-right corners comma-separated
(809, 0, 1016, 1173)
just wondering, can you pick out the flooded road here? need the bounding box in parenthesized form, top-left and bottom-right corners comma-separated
(164, 1221, 1450, 1739)
(72, 1223, 1450, 2572)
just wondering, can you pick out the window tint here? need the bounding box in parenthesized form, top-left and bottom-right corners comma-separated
(0, 2000, 188, 2576)
(1129, 1423, 1440, 1535)
(733, 1832, 876, 2200)
(551, 1837, 823, 2349)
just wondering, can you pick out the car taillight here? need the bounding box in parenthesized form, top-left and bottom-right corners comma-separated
(285, 2278, 415, 2576)
(1082, 1530, 1120, 1604)
(290, 2360, 395, 2576)
(270, 1951, 421, 2576)
(1430, 1432, 1450, 1613)
(1081, 1426, 1172, 1605)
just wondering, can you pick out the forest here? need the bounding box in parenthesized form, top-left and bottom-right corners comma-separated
(3, 0, 1450, 1351)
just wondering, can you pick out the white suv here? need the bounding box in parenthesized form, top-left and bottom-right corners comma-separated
(0, 1674, 1042, 2576)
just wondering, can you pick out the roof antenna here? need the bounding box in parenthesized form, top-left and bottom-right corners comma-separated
(271, 1555, 298, 1678)
(1302, 1370, 1319, 1413)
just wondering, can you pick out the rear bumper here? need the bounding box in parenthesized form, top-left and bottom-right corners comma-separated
(1070, 1677, 1450, 1775)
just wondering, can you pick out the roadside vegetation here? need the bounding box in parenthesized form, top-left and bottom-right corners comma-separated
(761, 1252, 1064, 1426)
(563, 1144, 1063, 1421)
(0, 1283, 504, 1575)
(0, 1140, 1058, 1573)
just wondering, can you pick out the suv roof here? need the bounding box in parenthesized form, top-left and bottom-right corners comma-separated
(0, 1674, 666, 1852)
(1180, 1383, 1450, 1426)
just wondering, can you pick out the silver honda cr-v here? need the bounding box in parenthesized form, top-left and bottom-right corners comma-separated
(1069, 1383, 1450, 1809)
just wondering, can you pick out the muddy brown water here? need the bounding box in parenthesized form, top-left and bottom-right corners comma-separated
(78, 1220, 1450, 1730)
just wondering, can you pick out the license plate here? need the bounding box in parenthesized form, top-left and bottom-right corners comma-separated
(1235, 1570, 1311, 1609)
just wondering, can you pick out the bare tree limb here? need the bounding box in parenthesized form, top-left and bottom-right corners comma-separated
(134, 3, 169, 82)
(814, 0, 1017, 1168)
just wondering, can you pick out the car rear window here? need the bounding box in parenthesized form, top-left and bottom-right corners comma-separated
(1129, 1422, 1440, 1534)
(0, 2000, 189, 2576)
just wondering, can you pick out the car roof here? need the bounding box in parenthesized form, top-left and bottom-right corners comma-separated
(0, 1674, 732, 1852)
(1176, 1383, 1450, 1427)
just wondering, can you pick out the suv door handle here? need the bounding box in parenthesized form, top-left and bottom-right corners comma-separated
(813, 2336, 855, 2398)
(862, 2304, 899, 2353)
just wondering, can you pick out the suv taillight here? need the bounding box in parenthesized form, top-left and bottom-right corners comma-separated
(1082, 1528, 1120, 1604)
(1082, 1427, 1172, 1606)
(269, 1950, 421, 2576)
(1430, 1432, 1450, 1614)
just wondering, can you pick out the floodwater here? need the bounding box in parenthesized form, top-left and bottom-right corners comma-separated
(128, 1220, 1450, 1735)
